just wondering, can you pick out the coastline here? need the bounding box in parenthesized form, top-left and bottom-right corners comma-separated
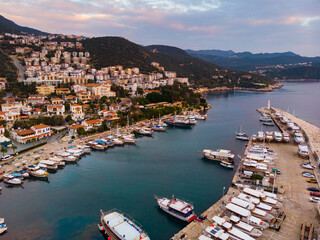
(278, 79, 320, 82)
(194, 82, 283, 94)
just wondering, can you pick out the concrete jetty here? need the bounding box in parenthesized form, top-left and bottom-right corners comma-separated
(172, 108, 320, 240)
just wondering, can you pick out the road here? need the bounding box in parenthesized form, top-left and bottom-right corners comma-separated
(9, 55, 25, 82)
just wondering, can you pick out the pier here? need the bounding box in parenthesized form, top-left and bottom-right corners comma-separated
(172, 108, 320, 240)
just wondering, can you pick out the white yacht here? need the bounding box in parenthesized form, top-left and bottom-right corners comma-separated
(298, 145, 309, 158)
(99, 210, 150, 240)
(282, 131, 290, 142)
(273, 132, 282, 142)
(294, 132, 305, 144)
(39, 160, 59, 171)
(257, 131, 265, 141)
(26, 165, 49, 178)
(154, 195, 196, 222)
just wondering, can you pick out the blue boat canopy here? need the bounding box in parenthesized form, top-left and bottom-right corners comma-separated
(11, 172, 22, 177)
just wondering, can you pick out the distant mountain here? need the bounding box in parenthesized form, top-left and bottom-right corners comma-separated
(82, 37, 274, 89)
(0, 15, 49, 35)
(186, 49, 320, 71)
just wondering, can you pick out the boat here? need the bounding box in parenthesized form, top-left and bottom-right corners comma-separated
(186, 115, 197, 125)
(251, 134, 257, 142)
(0, 223, 7, 234)
(235, 125, 250, 141)
(257, 131, 265, 141)
(212, 215, 256, 240)
(154, 195, 197, 222)
(39, 160, 59, 171)
(99, 209, 150, 240)
(64, 155, 78, 162)
(228, 215, 263, 238)
(26, 165, 49, 178)
(3, 174, 23, 185)
(273, 132, 282, 142)
(164, 115, 194, 128)
(202, 225, 230, 240)
(298, 145, 309, 158)
(17, 169, 29, 178)
(282, 131, 290, 142)
(121, 135, 136, 144)
(263, 121, 274, 126)
(48, 156, 65, 167)
(280, 117, 289, 124)
(294, 132, 305, 144)
(151, 125, 166, 132)
(134, 128, 153, 136)
(0, 218, 4, 224)
(90, 142, 106, 151)
(201, 149, 235, 162)
(259, 116, 273, 122)
(265, 131, 273, 141)
(112, 138, 124, 146)
(220, 161, 234, 169)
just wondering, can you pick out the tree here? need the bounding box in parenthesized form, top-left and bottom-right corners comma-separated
(64, 102, 70, 112)
(31, 137, 37, 146)
(1, 148, 8, 157)
(4, 129, 10, 138)
(12, 145, 17, 155)
(137, 87, 144, 96)
(65, 115, 72, 123)
(77, 127, 86, 135)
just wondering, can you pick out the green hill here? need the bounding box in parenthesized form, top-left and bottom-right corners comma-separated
(267, 66, 320, 79)
(83, 37, 275, 89)
(0, 15, 49, 35)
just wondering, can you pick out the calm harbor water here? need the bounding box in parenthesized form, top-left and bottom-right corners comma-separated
(0, 82, 319, 240)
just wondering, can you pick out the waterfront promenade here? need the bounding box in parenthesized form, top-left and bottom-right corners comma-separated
(172, 108, 320, 240)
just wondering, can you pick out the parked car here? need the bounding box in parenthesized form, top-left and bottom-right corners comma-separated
(307, 179, 318, 183)
(307, 187, 320, 192)
(1, 155, 13, 161)
(310, 192, 320, 197)
(309, 197, 320, 202)
(303, 173, 315, 178)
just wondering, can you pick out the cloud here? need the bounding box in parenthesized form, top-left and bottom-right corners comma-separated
(0, 0, 319, 56)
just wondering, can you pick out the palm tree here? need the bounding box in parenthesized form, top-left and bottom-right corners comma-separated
(12, 145, 17, 155)
(1, 148, 8, 157)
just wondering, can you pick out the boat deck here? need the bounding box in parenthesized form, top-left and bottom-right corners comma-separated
(103, 212, 144, 240)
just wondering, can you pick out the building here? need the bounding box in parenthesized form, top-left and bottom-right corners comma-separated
(76, 91, 91, 103)
(0, 111, 20, 122)
(47, 105, 65, 115)
(56, 88, 71, 95)
(11, 129, 36, 144)
(51, 98, 64, 105)
(86, 84, 116, 97)
(82, 119, 101, 129)
(0, 77, 7, 90)
(31, 124, 52, 139)
(0, 126, 4, 135)
(65, 95, 77, 103)
(68, 125, 87, 136)
(36, 85, 55, 95)
(27, 95, 46, 105)
(71, 104, 85, 121)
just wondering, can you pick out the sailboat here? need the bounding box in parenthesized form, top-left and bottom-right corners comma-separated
(236, 125, 249, 141)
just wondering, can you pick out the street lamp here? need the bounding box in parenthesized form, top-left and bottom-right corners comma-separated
(222, 186, 226, 197)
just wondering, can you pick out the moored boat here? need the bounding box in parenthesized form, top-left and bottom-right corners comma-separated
(273, 132, 282, 142)
(201, 149, 234, 162)
(263, 121, 274, 126)
(0, 223, 7, 234)
(39, 160, 59, 171)
(99, 209, 150, 240)
(294, 132, 305, 144)
(220, 161, 234, 169)
(26, 165, 49, 178)
(3, 174, 23, 185)
(282, 131, 290, 142)
(265, 131, 273, 141)
(164, 115, 193, 128)
(257, 131, 265, 141)
(154, 195, 197, 222)
(298, 144, 309, 158)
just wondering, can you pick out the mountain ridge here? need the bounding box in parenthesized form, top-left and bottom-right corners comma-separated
(0, 15, 49, 36)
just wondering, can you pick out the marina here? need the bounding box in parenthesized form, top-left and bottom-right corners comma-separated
(0, 82, 320, 239)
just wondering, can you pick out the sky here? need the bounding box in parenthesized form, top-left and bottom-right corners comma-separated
(1, 0, 320, 56)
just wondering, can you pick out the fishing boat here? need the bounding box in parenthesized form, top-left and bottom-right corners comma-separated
(64, 155, 78, 162)
(154, 195, 197, 222)
(3, 174, 23, 185)
(301, 163, 314, 170)
(220, 161, 234, 169)
(121, 135, 136, 144)
(227, 215, 263, 238)
(265, 131, 273, 141)
(186, 115, 197, 125)
(39, 160, 59, 171)
(151, 125, 166, 132)
(263, 121, 274, 126)
(0, 223, 7, 234)
(112, 138, 124, 146)
(48, 156, 65, 168)
(273, 132, 282, 142)
(26, 165, 49, 178)
(298, 145, 309, 158)
(282, 131, 290, 142)
(194, 113, 207, 120)
(257, 131, 265, 141)
(294, 132, 305, 144)
(99, 209, 150, 240)
(201, 149, 235, 162)
(235, 125, 249, 141)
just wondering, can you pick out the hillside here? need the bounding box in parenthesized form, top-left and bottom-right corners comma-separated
(83, 37, 275, 89)
(266, 66, 320, 80)
(0, 15, 49, 35)
(0, 49, 17, 83)
(187, 49, 320, 71)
